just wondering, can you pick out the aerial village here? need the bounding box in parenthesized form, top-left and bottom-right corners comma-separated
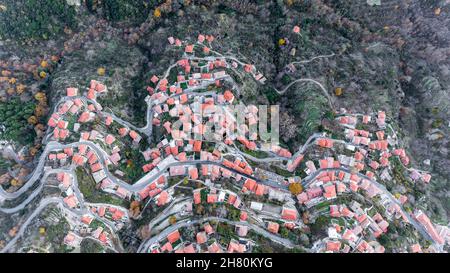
(1, 29, 449, 254)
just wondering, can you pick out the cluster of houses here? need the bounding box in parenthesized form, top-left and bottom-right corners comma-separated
(87, 204, 129, 229)
(47, 81, 107, 141)
(41, 35, 450, 253)
(63, 204, 129, 250)
(52, 164, 129, 249)
(413, 210, 449, 246)
(54, 171, 81, 210)
(324, 201, 389, 253)
(147, 36, 275, 155)
(63, 225, 113, 249)
(193, 187, 242, 209)
(290, 107, 447, 251)
(149, 221, 251, 253)
(337, 110, 431, 184)
(46, 141, 133, 201)
(321, 202, 450, 253)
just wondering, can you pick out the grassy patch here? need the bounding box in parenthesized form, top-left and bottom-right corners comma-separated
(76, 167, 128, 207)
(43, 216, 71, 253)
(116, 142, 147, 184)
(216, 222, 238, 245)
(269, 165, 292, 177)
(241, 146, 269, 159)
(315, 201, 331, 210)
(80, 237, 105, 253)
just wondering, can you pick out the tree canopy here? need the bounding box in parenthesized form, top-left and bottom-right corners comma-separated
(0, 0, 77, 40)
(289, 182, 303, 195)
(0, 97, 36, 145)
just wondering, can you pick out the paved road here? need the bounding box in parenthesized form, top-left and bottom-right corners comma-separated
(285, 53, 336, 68)
(0, 141, 64, 200)
(302, 166, 435, 244)
(1, 139, 289, 212)
(0, 168, 69, 214)
(146, 196, 190, 231)
(0, 141, 117, 198)
(138, 216, 297, 253)
(131, 159, 289, 192)
(1, 197, 70, 253)
(1, 195, 122, 253)
(274, 78, 334, 110)
(1, 49, 441, 251)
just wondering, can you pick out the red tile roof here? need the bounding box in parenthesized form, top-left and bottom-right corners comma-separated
(167, 230, 180, 244)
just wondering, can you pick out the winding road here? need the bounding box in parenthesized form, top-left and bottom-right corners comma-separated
(138, 216, 298, 253)
(0, 44, 442, 253)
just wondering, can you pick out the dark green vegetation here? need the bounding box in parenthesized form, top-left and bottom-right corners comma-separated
(216, 222, 238, 245)
(76, 167, 128, 207)
(117, 144, 146, 184)
(241, 146, 269, 159)
(290, 87, 329, 143)
(80, 237, 105, 253)
(0, 0, 77, 40)
(261, 86, 280, 104)
(41, 213, 71, 253)
(0, 157, 11, 173)
(87, 0, 152, 25)
(0, 0, 449, 253)
(309, 215, 330, 236)
(0, 97, 36, 145)
(250, 231, 290, 253)
(225, 204, 241, 221)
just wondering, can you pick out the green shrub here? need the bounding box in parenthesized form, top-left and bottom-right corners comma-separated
(0, 0, 77, 40)
(0, 97, 36, 145)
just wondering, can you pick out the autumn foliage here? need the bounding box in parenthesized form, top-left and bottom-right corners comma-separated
(288, 182, 303, 195)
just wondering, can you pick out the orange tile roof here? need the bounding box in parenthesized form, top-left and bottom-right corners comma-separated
(196, 232, 207, 244)
(267, 222, 279, 234)
(167, 230, 180, 243)
(326, 241, 341, 252)
(223, 90, 234, 102)
(281, 207, 298, 221)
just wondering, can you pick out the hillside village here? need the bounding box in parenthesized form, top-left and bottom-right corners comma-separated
(0, 31, 449, 254)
